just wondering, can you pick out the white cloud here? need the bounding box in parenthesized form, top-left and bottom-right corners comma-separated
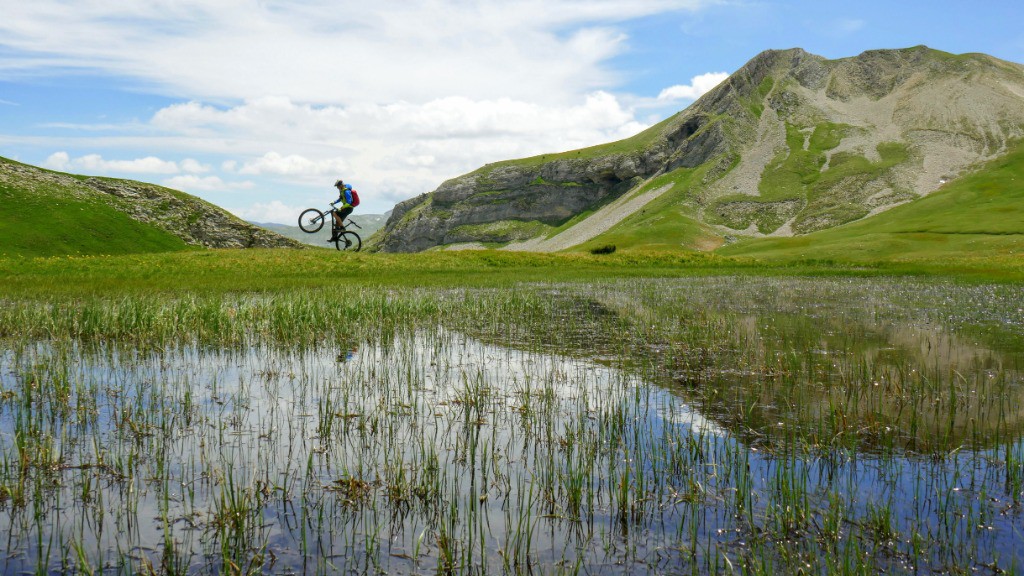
(180, 158, 211, 173)
(230, 200, 306, 224)
(657, 72, 729, 101)
(151, 92, 647, 155)
(236, 152, 349, 177)
(31, 78, 715, 213)
(7, 2, 727, 215)
(0, 1, 714, 105)
(144, 91, 653, 199)
(43, 151, 70, 170)
(163, 175, 254, 192)
(44, 151, 180, 174)
(153, 93, 646, 148)
(403, 155, 436, 168)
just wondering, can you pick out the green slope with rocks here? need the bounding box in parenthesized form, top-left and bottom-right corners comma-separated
(718, 138, 1024, 262)
(0, 156, 300, 257)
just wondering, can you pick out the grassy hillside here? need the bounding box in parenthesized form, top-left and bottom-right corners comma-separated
(0, 161, 191, 257)
(718, 140, 1024, 263)
(555, 136, 1024, 263)
(0, 157, 296, 257)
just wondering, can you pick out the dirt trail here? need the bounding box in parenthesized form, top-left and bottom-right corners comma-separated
(503, 183, 673, 252)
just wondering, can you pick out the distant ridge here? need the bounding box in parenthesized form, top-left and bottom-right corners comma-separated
(253, 211, 390, 246)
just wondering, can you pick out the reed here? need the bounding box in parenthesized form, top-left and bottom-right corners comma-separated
(0, 275, 1021, 573)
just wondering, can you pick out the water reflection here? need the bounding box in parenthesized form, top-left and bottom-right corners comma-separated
(662, 312, 1022, 453)
(0, 331, 704, 574)
(0, 277, 1021, 574)
(496, 279, 1024, 453)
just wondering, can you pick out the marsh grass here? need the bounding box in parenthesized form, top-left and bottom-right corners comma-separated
(0, 277, 1022, 574)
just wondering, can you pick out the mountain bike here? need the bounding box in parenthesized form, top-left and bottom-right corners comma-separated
(298, 205, 362, 251)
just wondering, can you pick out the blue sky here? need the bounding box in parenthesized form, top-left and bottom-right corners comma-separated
(1, 0, 1022, 223)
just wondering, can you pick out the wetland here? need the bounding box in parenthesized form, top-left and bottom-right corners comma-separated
(0, 276, 1022, 574)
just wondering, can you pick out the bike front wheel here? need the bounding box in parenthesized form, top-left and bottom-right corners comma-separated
(298, 208, 326, 233)
(333, 230, 362, 252)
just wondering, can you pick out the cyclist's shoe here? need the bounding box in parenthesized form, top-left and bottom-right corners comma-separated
(327, 233, 338, 242)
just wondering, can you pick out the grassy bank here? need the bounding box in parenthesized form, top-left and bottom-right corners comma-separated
(3, 246, 1024, 302)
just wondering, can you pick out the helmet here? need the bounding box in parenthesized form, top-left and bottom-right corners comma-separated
(334, 179, 344, 188)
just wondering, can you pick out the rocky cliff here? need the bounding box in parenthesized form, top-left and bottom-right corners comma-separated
(374, 46, 1024, 252)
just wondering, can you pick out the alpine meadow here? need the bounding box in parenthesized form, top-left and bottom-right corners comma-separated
(1, 37, 1024, 576)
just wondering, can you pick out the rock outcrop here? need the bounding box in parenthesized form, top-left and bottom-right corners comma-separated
(83, 178, 300, 249)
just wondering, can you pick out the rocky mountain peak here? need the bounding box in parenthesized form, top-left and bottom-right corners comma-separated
(373, 46, 1024, 253)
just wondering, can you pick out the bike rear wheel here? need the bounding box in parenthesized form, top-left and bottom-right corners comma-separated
(333, 230, 362, 252)
(298, 208, 326, 233)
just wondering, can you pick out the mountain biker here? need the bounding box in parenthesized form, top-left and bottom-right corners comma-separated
(329, 179, 357, 242)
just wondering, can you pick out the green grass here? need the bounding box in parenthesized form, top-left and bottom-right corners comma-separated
(3, 46, 1024, 573)
(2, 125, 1022, 281)
(552, 131, 1018, 263)
(0, 157, 225, 257)
(575, 211, 716, 253)
(743, 76, 774, 119)
(447, 219, 552, 243)
(764, 122, 846, 195)
(2, 245, 1024, 305)
(0, 180, 191, 257)
(0, 249, 746, 298)
(722, 139, 1024, 266)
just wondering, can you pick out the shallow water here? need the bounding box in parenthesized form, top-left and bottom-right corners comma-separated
(0, 278, 1022, 574)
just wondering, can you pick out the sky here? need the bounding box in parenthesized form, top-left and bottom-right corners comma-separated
(1, 1, 1022, 223)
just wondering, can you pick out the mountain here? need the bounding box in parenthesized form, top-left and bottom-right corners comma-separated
(0, 157, 301, 257)
(253, 212, 390, 247)
(373, 46, 1024, 253)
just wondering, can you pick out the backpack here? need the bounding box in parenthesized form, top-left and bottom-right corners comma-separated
(349, 188, 360, 207)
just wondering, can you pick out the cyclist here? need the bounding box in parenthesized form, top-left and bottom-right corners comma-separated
(329, 179, 358, 242)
